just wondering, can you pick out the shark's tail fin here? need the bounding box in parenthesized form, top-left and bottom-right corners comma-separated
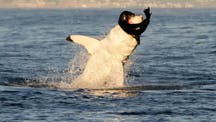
(66, 35, 100, 54)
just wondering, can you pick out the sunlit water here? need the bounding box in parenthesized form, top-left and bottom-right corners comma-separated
(0, 8, 216, 121)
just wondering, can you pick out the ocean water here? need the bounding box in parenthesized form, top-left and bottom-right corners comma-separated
(0, 8, 216, 121)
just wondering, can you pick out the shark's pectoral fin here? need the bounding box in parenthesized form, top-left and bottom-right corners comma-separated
(66, 35, 100, 54)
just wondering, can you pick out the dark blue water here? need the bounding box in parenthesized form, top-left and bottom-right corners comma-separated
(0, 8, 216, 121)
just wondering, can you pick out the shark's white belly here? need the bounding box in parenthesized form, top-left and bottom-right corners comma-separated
(71, 49, 124, 89)
(69, 25, 138, 89)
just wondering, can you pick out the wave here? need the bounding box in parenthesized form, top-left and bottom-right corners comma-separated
(110, 110, 173, 116)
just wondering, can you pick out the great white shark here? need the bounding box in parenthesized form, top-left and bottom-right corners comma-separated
(66, 8, 151, 89)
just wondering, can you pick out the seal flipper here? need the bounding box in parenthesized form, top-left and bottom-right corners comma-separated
(66, 35, 100, 54)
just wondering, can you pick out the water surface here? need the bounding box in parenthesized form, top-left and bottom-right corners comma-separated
(0, 8, 216, 121)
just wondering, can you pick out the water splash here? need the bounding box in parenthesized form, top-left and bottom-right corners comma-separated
(58, 51, 89, 89)
(20, 50, 89, 90)
(22, 49, 138, 91)
(64, 51, 88, 82)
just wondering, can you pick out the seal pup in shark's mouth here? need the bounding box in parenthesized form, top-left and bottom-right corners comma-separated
(66, 8, 151, 89)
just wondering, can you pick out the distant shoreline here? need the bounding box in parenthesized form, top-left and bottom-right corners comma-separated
(0, 6, 215, 9)
(0, 0, 215, 9)
(1, 7, 216, 11)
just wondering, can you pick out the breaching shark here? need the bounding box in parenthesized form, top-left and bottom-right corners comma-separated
(66, 8, 151, 89)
